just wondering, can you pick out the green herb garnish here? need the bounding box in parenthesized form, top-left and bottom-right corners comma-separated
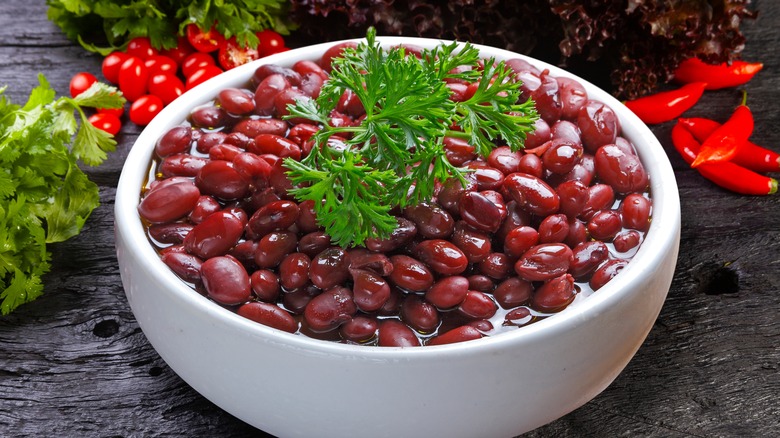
(284, 28, 538, 247)
(0, 75, 125, 314)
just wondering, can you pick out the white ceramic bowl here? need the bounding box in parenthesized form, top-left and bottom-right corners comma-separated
(115, 37, 680, 438)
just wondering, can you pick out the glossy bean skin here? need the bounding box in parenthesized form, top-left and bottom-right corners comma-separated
(161, 251, 203, 284)
(309, 247, 351, 290)
(184, 210, 245, 259)
(578, 100, 619, 153)
(247, 200, 300, 237)
(401, 295, 440, 333)
(189, 195, 221, 224)
(503, 226, 539, 259)
(451, 222, 492, 263)
(570, 241, 610, 280)
(504, 306, 534, 327)
(364, 217, 417, 253)
(196, 160, 249, 201)
(156, 126, 192, 157)
(237, 302, 298, 333)
(459, 190, 505, 233)
(160, 154, 207, 177)
(425, 276, 469, 309)
(196, 131, 227, 154)
(531, 274, 576, 313)
(493, 277, 533, 309)
(556, 180, 590, 219)
(200, 255, 251, 305)
(514, 243, 573, 282)
(414, 239, 468, 275)
(233, 117, 288, 138)
(388, 255, 434, 292)
(478, 252, 511, 280)
(403, 202, 454, 239)
(503, 173, 560, 217)
(340, 316, 378, 343)
(458, 290, 498, 320)
(250, 134, 302, 160)
(348, 250, 393, 276)
(279, 252, 311, 290)
(351, 268, 391, 312)
(542, 139, 583, 175)
(138, 178, 200, 223)
(538, 214, 570, 243)
(613, 230, 642, 253)
(594, 144, 648, 194)
(488, 146, 522, 175)
(378, 319, 421, 347)
(254, 231, 298, 268)
(427, 325, 483, 346)
(250, 269, 281, 301)
(590, 259, 628, 291)
(587, 210, 623, 241)
(254, 74, 290, 116)
(524, 118, 551, 149)
(556, 77, 588, 120)
(148, 222, 194, 244)
(620, 193, 652, 231)
(304, 286, 357, 332)
(580, 184, 615, 221)
(217, 88, 255, 115)
(298, 231, 332, 258)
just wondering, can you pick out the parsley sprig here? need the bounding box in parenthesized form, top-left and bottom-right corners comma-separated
(284, 29, 538, 247)
(0, 75, 125, 314)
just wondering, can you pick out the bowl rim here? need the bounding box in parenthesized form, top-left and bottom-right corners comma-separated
(115, 35, 680, 358)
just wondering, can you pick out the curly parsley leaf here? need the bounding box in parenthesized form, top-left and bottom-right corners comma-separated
(284, 28, 538, 247)
(0, 74, 123, 314)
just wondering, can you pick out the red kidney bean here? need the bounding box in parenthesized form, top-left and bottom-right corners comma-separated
(403, 201, 454, 239)
(237, 302, 297, 333)
(578, 100, 619, 153)
(156, 126, 192, 157)
(587, 210, 622, 241)
(250, 269, 281, 302)
(274, 88, 310, 120)
(478, 252, 511, 280)
(247, 200, 300, 237)
(467, 275, 495, 293)
(458, 290, 498, 320)
(217, 88, 255, 115)
(288, 123, 319, 147)
(451, 221, 492, 263)
(250, 134, 301, 160)
(504, 306, 534, 327)
(161, 251, 203, 284)
(467, 162, 505, 191)
(613, 230, 642, 253)
(282, 284, 321, 315)
(517, 153, 544, 178)
(309, 247, 351, 290)
(253, 64, 301, 87)
(229, 240, 258, 269)
(195, 131, 227, 154)
(580, 183, 615, 221)
(160, 154, 207, 177)
(496, 201, 531, 243)
(507, 58, 541, 75)
(200, 255, 251, 305)
(436, 175, 477, 215)
(594, 144, 649, 194)
(556, 77, 588, 120)
(304, 286, 356, 332)
(189, 195, 221, 224)
(514, 243, 573, 281)
(298, 231, 332, 259)
(531, 273, 576, 313)
(414, 239, 468, 275)
(556, 180, 590, 219)
(191, 105, 229, 130)
(294, 200, 320, 234)
(148, 222, 194, 245)
(525, 118, 551, 149)
(225, 132, 253, 149)
(233, 152, 273, 181)
(195, 160, 249, 201)
(268, 160, 296, 200)
(254, 74, 290, 116)
(428, 325, 483, 346)
(543, 138, 583, 175)
(138, 178, 200, 223)
(365, 217, 417, 253)
(233, 117, 288, 138)
(488, 146, 522, 175)
(340, 316, 378, 343)
(564, 218, 588, 248)
(378, 286, 403, 316)
(532, 70, 563, 124)
(459, 190, 505, 233)
(377, 319, 421, 347)
(570, 241, 609, 280)
(388, 255, 434, 292)
(425, 276, 469, 309)
(184, 210, 245, 259)
(590, 259, 628, 291)
(447, 82, 469, 102)
(504, 173, 560, 217)
(503, 226, 539, 259)
(351, 268, 391, 312)
(336, 89, 365, 116)
(620, 193, 652, 231)
(493, 277, 533, 309)
(551, 120, 583, 147)
(279, 252, 311, 290)
(401, 295, 440, 333)
(293, 60, 329, 80)
(208, 143, 243, 161)
(348, 251, 393, 276)
(538, 214, 570, 243)
(442, 136, 477, 166)
(254, 231, 298, 268)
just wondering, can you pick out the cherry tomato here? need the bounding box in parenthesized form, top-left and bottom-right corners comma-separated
(145, 55, 178, 75)
(256, 29, 285, 57)
(102, 52, 129, 84)
(186, 23, 226, 53)
(186, 65, 223, 90)
(161, 36, 195, 66)
(97, 106, 124, 118)
(88, 112, 122, 136)
(218, 37, 261, 70)
(118, 56, 149, 102)
(129, 94, 164, 126)
(182, 52, 216, 78)
(69, 72, 98, 97)
(126, 37, 158, 59)
(148, 73, 185, 105)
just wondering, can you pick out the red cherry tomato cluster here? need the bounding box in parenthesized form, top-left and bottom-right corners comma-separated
(78, 27, 287, 132)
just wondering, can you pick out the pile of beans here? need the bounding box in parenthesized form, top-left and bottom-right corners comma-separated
(138, 42, 652, 347)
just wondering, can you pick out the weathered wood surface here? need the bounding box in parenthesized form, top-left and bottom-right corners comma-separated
(1, 1, 778, 437)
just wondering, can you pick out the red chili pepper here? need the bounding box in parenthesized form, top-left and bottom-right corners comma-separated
(674, 57, 764, 90)
(678, 117, 780, 173)
(671, 123, 776, 195)
(624, 82, 707, 125)
(690, 92, 753, 168)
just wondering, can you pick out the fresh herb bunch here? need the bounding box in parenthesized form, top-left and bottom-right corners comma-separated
(47, 0, 295, 54)
(283, 28, 538, 247)
(0, 75, 125, 315)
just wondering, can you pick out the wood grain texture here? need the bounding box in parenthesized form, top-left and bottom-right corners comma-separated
(1, 1, 778, 437)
